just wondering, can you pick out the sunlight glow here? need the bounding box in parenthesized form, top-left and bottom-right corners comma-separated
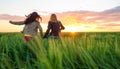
(65, 26, 81, 32)
(65, 24, 98, 32)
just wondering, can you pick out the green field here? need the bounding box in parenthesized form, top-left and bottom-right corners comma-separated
(0, 32, 120, 69)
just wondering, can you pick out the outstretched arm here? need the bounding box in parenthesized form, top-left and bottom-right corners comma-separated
(9, 21, 25, 25)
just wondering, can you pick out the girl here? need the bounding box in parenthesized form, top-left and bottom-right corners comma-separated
(43, 14, 65, 38)
(9, 12, 43, 41)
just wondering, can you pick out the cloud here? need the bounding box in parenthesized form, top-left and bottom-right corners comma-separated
(90, 6, 120, 23)
(50, 6, 120, 26)
(103, 23, 120, 26)
(0, 14, 25, 21)
(1, 6, 120, 32)
(0, 6, 120, 26)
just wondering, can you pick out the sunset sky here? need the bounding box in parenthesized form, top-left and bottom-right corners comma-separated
(0, 0, 120, 32)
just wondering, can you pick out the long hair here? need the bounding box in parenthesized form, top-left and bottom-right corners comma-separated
(24, 12, 41, 24)
(49, 14, 58, 22)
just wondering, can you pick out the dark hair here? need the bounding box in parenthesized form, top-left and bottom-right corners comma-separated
(24, 12, 41, 24)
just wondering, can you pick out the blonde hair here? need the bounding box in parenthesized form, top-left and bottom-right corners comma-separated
(49, 14, 58, 22)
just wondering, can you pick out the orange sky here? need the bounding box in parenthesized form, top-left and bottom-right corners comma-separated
(0, 7, 120, 32)
(0, 0, 120, 32)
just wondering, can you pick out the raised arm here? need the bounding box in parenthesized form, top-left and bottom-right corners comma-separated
(9, 21, 25, 25)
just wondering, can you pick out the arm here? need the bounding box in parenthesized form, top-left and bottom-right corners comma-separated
(38, 23, 43, 37)
(59, 21, 65, 30)
(43, 22, 52, 38)
(9, 21, 25, 25)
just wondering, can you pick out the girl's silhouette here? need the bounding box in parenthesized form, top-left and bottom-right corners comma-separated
(44, 14, 65, 38)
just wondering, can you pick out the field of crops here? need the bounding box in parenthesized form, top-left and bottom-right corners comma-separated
(0, 32, 120, 69)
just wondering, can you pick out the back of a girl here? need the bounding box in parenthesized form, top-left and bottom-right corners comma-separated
(9, 12, 43, 41)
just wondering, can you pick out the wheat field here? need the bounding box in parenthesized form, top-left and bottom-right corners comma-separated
(0, 32, 120, 69)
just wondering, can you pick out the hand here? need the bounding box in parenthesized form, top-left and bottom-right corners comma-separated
(43, 36, 46, 38)
(9, 21, 12, 23)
